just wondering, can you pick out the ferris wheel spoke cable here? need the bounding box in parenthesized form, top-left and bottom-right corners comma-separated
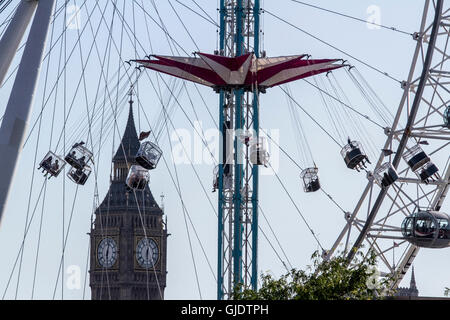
(133, 0, 218, 140)
(52, 185, 80, 300)
(174, 0, 218, 27)
(192, 82, 218, 129)
(141, 78, 218, 220)
(31, 180, 49, 299)
(107, 6, 169, 297)
(267, 162, 324, 252)
(259, 205, 294, 271)
(260, 126, 348, 216)
(3, 0, 156, 300)
(257, 85, 350, 218)
(57, 1, 139, 155)
(82, 242, 90, 300)
(133, 76, 212, 299)
(22, 0, 107, 150)
(129, 38, 220, 287)
(14, 0, 63, 298)
(169, 0, 200, 52)
(157, 97, 204, 299)
(71, 5, 126, 297)
(55, 0, 122, 298)
(132, 0, 190, 56)
(0, 1, 82, 95)
(0, 1, 67, 92)
(264, 8, 403, 84)
(289, 0, 414, 36)
(86, 7, 128, 298)
(129, 0, 185, 139)
(2, 180, 47, 299)
(150, 71, 218, 165)
(101, 0, 141, 299)
(258, 222, 291, 273)
(52, 0, 115, 154)
(80, 1, 122, 153)
(190, 0, 217, 27)
(142, 70, 218, 283)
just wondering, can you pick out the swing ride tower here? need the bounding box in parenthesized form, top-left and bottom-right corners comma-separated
(134, 1, 342, 299)
(217, 0, 261, 300)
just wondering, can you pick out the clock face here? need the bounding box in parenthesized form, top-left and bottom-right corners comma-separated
(136, 238, 159, 269)
(97, 238, 118, 268)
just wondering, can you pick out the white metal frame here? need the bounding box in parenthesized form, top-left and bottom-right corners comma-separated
(0, 0, 56, 223)
(326, 0, 450, 290)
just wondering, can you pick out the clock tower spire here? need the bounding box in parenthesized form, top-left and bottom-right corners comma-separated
(89, 93, 167, 300)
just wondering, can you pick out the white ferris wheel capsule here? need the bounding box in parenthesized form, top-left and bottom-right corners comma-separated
(401, 210, 450, 249)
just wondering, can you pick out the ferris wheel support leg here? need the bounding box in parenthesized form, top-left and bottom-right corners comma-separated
(0, 0, 56, 225)
(0, 0, 38, 86)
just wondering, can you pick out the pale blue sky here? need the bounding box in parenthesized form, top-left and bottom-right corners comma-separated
(0, 0, 448, 300)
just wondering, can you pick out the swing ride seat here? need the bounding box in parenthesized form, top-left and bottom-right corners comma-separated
(67, 166, 91, 186)
(126, 165, 150, 191)
(381, 169, 398, 187)
(64, 142, 93, 170)
(250, 150, 269, 166)
(300, 167, 321, 193)
(249, 138, 269, 166)
(374, 162, 398, 188)
(343, 148, 367, 170)
(340, 140, 370, 170)
(305, 179, 321, 192)
(38, 151, 66, 178)
(419, 162, 439, 183)
(403, 145, 430, 172)
(135, 141, 162, 170)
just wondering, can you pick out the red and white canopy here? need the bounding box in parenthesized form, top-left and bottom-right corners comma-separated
(135, 52, 343, 90)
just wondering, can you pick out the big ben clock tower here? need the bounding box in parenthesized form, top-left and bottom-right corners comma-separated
(89, 95, 167, 300)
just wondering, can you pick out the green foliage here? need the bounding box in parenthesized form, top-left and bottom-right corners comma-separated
(234, 250, 392, 300)
(445, 287, 449, 297)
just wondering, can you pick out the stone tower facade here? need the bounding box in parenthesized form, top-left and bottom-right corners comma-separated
(89, 97, 167, 300)
(395, 266, 419, 297)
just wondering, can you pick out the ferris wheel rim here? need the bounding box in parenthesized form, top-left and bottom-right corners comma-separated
(324, 0, 449, 290)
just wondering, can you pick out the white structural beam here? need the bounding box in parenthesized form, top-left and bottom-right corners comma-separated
(0, 0, 56, 224)
(0, 0, 38, 86)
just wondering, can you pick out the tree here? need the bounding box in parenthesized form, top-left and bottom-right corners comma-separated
(234, 250, 392, 300)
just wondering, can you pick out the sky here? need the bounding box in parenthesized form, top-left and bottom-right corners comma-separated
(0, 0, 448, 300)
